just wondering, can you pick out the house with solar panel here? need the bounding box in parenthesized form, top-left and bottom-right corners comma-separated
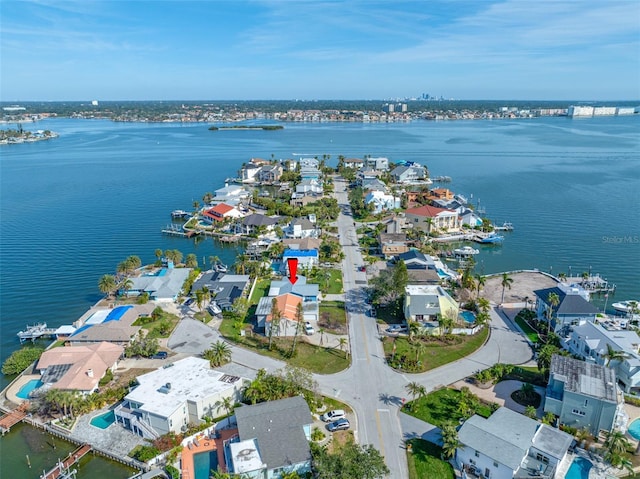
(67, 304, 154, 346)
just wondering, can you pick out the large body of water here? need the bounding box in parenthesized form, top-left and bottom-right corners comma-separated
(1, 115, 639, 473)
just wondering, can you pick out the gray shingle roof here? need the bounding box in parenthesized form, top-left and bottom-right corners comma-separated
(235, 396, 312, 470)
(242, 214, 280, 227)
(534, 287, 599, 316)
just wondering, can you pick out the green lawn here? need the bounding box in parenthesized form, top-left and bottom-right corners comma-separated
(250, 278, 271, 305)
(403, 388, 494, 428)
(375, 300, 404, 323)
(218, 319, 349, 374)
(513, 314, 540, 343)
(383, 327, 489, 373)
(407, 439, 454, 479)
(133, 311, 180, 339)
(308, 268, 343, 294)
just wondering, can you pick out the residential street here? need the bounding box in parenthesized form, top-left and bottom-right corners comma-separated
(164, 176, 535, 479)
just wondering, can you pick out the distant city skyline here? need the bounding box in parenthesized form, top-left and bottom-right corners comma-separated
(1, 1, 639, 102)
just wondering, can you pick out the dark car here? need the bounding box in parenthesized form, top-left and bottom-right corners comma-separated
(327, 418, 350, 432)
(152, 351, 168, 360)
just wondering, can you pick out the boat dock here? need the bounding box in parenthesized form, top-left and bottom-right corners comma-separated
(564, 274, 616, 293)
(161, 225, 198, 238)
(40, 444, 92, 479)
(17, 323, 57, 342)
(0, 403, 29, 435)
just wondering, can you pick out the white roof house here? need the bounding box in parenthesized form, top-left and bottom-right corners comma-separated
(364, 190, 399, 214)
(115, 357, 247, 438)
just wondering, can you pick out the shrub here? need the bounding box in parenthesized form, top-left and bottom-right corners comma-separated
(98, 369, 113, 386)
(130, 445, 161, 462)
(165, 465, 179, 479)
(2, 346, 45, 375)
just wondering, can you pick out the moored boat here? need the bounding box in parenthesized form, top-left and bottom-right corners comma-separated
(612, 300, 639, 314)
(453, 246, 480, 257)
(479, 233, 504, 244)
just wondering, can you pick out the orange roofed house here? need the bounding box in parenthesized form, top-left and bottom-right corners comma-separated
(36, 341, 123, 395)
(404, 204, 460, 233)
(202, 203, 244, 223)
(255, 293, 304, 337)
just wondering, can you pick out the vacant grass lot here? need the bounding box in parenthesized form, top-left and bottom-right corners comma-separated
(133, 311, 180, 339)
(308, 268, 343, 294)
(383, 327, 489, 373)
(403, 388, 494, 428)
(319, 301, 347, 333)
(407, 439, 454, 479)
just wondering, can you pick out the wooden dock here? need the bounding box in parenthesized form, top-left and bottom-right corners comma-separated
(0, 403, 29, 434)
(40, 444, 92, 479)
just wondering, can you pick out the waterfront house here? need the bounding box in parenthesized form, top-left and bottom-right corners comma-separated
(361, 178, 388, 193)
(343, 158, 364, 169)
(126, 266, 192, 302)
(404, 204, 460, 233)
(237, 213, 280, 235)
(290, 191, 323, 207)
(114, 357, 247, 439)
(428, 188, 454, 201)
(397, 251, 442, 284)
(257, 163, 283, 183)
(563, 320, 640, 394)
(36, 341, 124, 395)
(202, 203, 244, 224)
(390, 165, 427, 183)
(240, 163, 261, 183)
(544, 355, 625, 436)
(191, 272, 251, 311)
(378, 233, 409, 258)
(456, 407, 573, 479)
(534, 284, 599, 334)
(403, 284, 459, 333)
(213, 184, 251, 206)
(365, 190, 399, 214)
(68, 304, 154, 346)
(283, 217, 319, 239)
(364, 156, 389, 171)
(299, 158, 321, 181)
(226, 396, 313, 478)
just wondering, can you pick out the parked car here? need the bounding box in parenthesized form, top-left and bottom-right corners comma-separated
(152, 351, 168, 360)
(327, 418, 350, 432)
(320, 409, 346, 422)
(385, 324, 408, 334)
(305, 321, 315, 335)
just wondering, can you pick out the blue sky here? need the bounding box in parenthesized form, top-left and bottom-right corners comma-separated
(1, 0, 639, 101)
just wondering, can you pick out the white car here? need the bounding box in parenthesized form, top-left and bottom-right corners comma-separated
(305, 321, 315, 335)
(320, 409, 346, 422)
(385, 324, 408, 334)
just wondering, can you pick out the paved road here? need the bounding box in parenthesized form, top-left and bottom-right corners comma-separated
(163, 176, 534, 479)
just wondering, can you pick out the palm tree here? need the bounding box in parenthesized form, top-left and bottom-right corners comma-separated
(185, 253, 198, 269)
(474, 274, 486, 298)
(546, 292, 560, 338)
(524, 405, 537, 419)
(558, 272, 567, 282)
(318, 327, 326, 346)
(605, 343, 628, 367)
(440, 421, 460, 459)
(118, 278, 134, 297)
(203, 341, 232, 367)
(500, 273, 514, 304)
(604, 430, 631, 458)
(214, 395, 235, 428)
(404, 382, 426, 410)
(268, 298, 281, 350)
(98, 274, 117, 298)
(408, 321, 421, 342)
(290, 303, 304, 356)
(154, 249, 164, 261)
(336, 337, 349, 358)
(477, 297, 490, 314)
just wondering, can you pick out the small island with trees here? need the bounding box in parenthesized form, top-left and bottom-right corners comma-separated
(208, 125, 283, 131)
(0, 127, 58, 144)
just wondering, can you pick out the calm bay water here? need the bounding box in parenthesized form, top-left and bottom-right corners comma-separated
(1, 116, 639, 473)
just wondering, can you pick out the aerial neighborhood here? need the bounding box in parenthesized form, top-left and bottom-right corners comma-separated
(3, 152, 640, 479)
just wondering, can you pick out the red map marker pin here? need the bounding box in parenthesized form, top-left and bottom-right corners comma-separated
(287, 258, 298, 284)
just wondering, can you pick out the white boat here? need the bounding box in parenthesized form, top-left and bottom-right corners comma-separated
(453, 246, 480, 257)
(612, 300, 639, 314)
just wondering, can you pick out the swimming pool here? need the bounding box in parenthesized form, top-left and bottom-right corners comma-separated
(193, 451, 218, 479)
(460, 311, 476, 324)
(16, 379, 43, 399)
(565, 456, 592, 479)
(628, 418, 640, 440)
(90, 410, 116, 429)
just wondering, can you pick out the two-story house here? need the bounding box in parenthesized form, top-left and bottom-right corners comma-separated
(457, 407, 573, 479)
(534, 284, 599, 334)
(544, 355, 625, 436)
(226, 396, 313, 479)
(283, 218, 319, 239)
(390, 165, 427, 183)
(404, 284, 459, 334)
(404, 204, 460, 233)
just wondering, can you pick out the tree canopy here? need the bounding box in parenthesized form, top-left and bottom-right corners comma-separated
(311, 441, 389, 479)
